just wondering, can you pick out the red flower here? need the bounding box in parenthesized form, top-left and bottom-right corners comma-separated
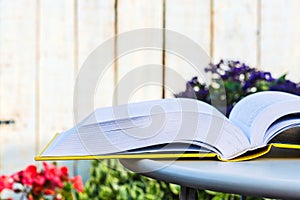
(60, 166, 68, 177)
(28, 194, 34, 200)
(43, 162, 63, 188)
(0, 175, 14, 192)
(33, 174, 46, 186)
(32, 185, 43, 196)
(11, 171, 22, 182)
(44, 188, 56, 195)
(59, 166, 69, 181)
(1, 162, 84, 199)
(71, 176, 84, 193)
(22, 165, 38, 186)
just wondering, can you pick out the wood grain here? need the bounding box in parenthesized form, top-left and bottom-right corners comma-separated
(260, 0, 300, 81)
(165, 0, 211, 98)
(77, 0, 115, 119)
(0, 0, 36, 174)
(213, 0, 258, 67)
(116, 0, 163, 104)
(38, 0, 75, 151)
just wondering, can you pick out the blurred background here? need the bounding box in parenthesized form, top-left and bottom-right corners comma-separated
(1, 0, 300, 176)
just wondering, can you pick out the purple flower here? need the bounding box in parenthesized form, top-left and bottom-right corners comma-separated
(175, 59, 300, 117)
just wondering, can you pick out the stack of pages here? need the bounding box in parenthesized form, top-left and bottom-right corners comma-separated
(36, 91, 300, 161)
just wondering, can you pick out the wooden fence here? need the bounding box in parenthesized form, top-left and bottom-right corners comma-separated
(1, 0, 300, 174)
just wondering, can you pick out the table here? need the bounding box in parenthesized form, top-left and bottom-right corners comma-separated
(120, 158, 300, 199)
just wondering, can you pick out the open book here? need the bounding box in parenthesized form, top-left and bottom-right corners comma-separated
(36, 91, 300, 161)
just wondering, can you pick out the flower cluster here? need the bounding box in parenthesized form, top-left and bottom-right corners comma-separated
(0, 176, 13, 195)
(0, 162, 84, 200)
(176, 60, 300, 116)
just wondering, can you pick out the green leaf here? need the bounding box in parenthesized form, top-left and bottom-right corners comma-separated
(255, 80, 270, 91)
(117, 185, 129, 200)
(145, 193, 157, 200)
(99, 185, 114, 199)
(169, 183, 180, 195)
(278, 74, 287, 82)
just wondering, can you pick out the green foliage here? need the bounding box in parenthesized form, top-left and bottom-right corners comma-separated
(80, 160, 180, 200)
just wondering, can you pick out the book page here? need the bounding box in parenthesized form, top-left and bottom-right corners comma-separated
(264, 118, 300, 144)
(229, 91, 300, 145)
(82, 98, 218, 127)
(40, 98, 250, 160)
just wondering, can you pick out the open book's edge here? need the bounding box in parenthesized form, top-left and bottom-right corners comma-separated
(271, 143, 300, 149)
(35, 152, 218, 161)
(35, 134, 300, 162)
(224, 145, 272, 162)
(226, 143, 300, 162)
(37, 132, 60, 158)
(35, 133, 218, 161)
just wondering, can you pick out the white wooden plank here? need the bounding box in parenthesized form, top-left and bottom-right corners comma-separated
(260, 0, 300, 82)
(0, 0, 36, 174)
(77, 0, 115, 115)
(165, 0, 211, 97)
(39, 0, 75, 150)
(213, 0, 258, 66)
(117, 0, 163, 104)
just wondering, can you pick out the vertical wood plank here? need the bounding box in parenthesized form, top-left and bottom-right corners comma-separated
(117, 0, 163, 104)
(0, 0, 36, 173)
(213, 0, 258, 66)
(38, 0, 75, 152)
(165, 0, 211, 97)
(77, 0, 115, 110)
(260, 0, 300, 81)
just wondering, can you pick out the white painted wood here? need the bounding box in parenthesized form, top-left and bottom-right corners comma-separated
(0, 0, 36, 174)
(260, 0, 300, 82)
(117, 0, 163, 104)
(213, 0, 258, 67)
(165, 0, 211, 97)
(77, 0, 115, 113)
(38, 0, 75, 151)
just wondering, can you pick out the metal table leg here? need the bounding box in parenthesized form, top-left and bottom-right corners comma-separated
(179, 186, 198, 200)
